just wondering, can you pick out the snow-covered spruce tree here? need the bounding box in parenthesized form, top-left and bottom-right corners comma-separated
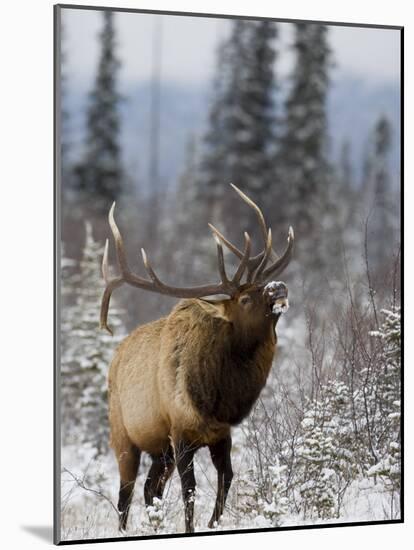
(261, 461, 289, 526)
(73, 11, 123, 208)
(293, 378, 363, 520)
(367, 307, 401, 497)
(295, 398, 337, 520)
(318, 381, 360, 512)
(61, 223, 125, 456)
(236, 459, 288, 528)
(277, 23, 334, 264)
(198, 20, 278, 238)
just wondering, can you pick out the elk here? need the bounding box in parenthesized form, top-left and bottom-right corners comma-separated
(100, 184, 294, 534)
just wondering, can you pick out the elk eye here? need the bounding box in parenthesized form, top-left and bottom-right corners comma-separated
(240, 295, 252, 306)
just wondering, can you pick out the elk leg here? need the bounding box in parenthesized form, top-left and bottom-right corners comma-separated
(208, 435, 233, 528)
(117, 445, 141, 532)
(144, 446, 175, 507)
(175, 440, 197, 534)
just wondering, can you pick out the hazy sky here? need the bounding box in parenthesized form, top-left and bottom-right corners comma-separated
(62, 8, 401, 90)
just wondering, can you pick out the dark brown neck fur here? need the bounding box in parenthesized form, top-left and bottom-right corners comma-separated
(183, 304, 276, 426)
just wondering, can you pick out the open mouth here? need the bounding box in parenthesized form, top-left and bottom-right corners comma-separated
(264, 281, 289, 315)
(271, 297, 289, 314)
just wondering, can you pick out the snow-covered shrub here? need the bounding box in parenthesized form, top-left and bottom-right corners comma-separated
(295, 405, 336, 520)
(145, 497, 165, 532)
(294, 378, 362, 520)
(261, 462, 289, 525)
(322, 381, 360, 509)
(61, 222, 126, 456)
(367, 441, 400, 492)
(235, 458, 288, 527)
(367, 308, 401, 496)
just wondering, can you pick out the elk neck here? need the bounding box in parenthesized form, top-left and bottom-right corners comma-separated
(182, 301, 277, 427)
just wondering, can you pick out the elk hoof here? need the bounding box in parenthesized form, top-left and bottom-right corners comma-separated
(118, 514, 128, 533)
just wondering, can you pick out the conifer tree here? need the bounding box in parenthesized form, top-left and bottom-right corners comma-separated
(61, 223, 125, 456)
(73, 11, 123, 207)
(60, 18, 72, 187)
(278, 23, 332, 240)
(236, 460, 288, 527)
(198, 20, 278, 237)
(295, 397, 338, 519)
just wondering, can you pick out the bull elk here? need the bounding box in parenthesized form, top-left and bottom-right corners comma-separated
(100, 184, 294, 533)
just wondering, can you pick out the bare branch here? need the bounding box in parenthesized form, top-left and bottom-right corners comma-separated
(62, 467, 120, 518)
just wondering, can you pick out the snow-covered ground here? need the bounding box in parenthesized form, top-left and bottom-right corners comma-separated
(60, 425, 399, 542)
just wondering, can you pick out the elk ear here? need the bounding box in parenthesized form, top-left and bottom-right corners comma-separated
(197, 299, 231, 322)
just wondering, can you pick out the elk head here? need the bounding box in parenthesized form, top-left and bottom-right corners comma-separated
(100, 183, 294, 335)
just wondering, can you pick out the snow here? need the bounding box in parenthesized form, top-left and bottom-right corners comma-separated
(60, 428, 400, 541)
(264, 281, 283, 292)
(272, 299, 289, 314)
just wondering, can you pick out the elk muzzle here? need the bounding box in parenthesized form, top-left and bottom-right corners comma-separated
(264, 281, 289, 315)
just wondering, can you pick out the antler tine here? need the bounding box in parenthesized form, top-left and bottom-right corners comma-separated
(233, 232, 251, 285)
(100, 210, 127, 334)
(100, 277, 123, 334)
(208, 185, 280, 281)
(102, 238, 110, 283)
(100, 284, 112, 334)
(259, 226, 294, 282)
(141, 248, 164, 286)
(109, 202, 130, 275)
(208, 223, 244, 259)
(211, 233, 231, 287)
(230, 183, 268, 245)
(100, 204, 137, 334)
(252, 229, 273, 282)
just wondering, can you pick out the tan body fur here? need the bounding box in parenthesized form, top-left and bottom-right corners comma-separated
(109, 298, 276, 461)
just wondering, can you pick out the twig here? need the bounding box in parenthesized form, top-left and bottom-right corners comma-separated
(364, 214, 379, 329)
(62, 467, 120, 517)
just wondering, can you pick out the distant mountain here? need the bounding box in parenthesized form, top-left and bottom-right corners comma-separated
(65, 76, 400, 194)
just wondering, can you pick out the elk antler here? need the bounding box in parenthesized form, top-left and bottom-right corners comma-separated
(100, 203, 252, 334)
(208, 184, 294, 283)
